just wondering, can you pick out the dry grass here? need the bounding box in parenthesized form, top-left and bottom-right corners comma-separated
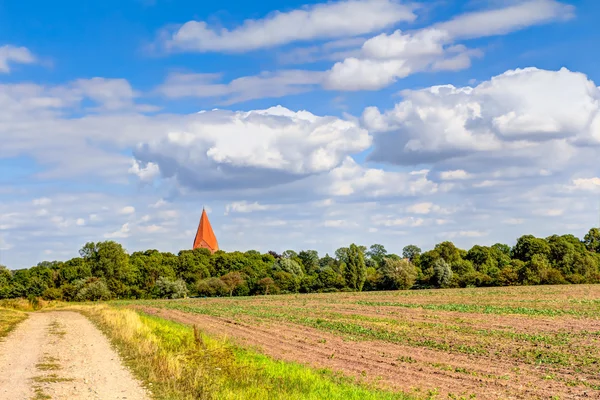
(0, 309, 27, 339)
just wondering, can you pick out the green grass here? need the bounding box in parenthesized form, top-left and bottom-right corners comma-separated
(81, 305, 417, 400)
(0, 309, 27, 339)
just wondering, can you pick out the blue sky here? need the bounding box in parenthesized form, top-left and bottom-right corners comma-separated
(1, 0, 599, 268)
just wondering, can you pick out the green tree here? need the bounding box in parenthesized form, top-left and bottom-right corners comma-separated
(257, 277, 276, 295)
(220, 272, 245, 296)
(433, 259, 453, 288)
(379, 258, 417, 290)
(75, 278, 112, 301)
(344, 244, 366, 291)
(196, 278, 229, 297)
(272, 258, 304, 277)
(511, 235, 551, 262)
(366, 244, 388, 267)
(584, 228, 600, 252)
(298, 250, 320, 275)
(402, 245, 421, 261)
(79, 241, 132, 297)
(155, 276, 188, 299)
(434, 242, 463, 264)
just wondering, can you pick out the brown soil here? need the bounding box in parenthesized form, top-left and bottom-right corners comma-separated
(0, 311, 149, 400)
(138, 306, 596, 399)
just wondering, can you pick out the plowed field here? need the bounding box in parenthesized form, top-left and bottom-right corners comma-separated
(123, 285, 600, 399)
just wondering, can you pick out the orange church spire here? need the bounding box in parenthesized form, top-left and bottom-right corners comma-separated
(193, 208, 219, 253)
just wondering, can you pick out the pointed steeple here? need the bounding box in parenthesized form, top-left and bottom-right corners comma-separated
(193, 208, 219, 253)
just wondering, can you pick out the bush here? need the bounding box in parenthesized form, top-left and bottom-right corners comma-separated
(378, 258, 417, 290)
(257, 277, 276, 295)
(155, 276, 189, 299)
(42, 287, 63, 300)
(196, 278, 229, 297)
(75, 279, 112, 301)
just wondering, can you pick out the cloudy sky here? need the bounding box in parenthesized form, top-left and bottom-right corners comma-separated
(1, 0, 599, 269)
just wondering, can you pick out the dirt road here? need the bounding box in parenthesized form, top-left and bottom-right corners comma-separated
(0, 311, 149, 400)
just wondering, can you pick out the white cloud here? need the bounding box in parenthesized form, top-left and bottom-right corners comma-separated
(0, 45, 36, 73)
(434, 0, 573, 40)
(324, 0, 570, 91)
(119, 206, 136, 215)
(76, 218, 85, 226)
(160, 0, 415, 52)
(534, 208, 564, 217)
(363, 68, 600, 169)
(129, 160, 160, 182)
(405, 202, 450, 215)
(372, 215, 424, 227)
(503, 218, 524, 225)
(133, 106, 371, 190)
(156, 70, 324, 105)
(150, 199, 168, 208)
(322, 219, 358, 228)
(138, 224, 163, 233)
(104, 223, 131, 239)
(572, 177, 600, 191)
(326, 157, 438, 197)
(440, 170, 472, 180)
(440, 230, 488, 239)
(33, 197, 52, 206)
(224, 201, 277, 215)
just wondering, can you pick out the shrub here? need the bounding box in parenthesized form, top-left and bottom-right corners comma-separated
(75, 279, 112, 301)
(196, 278, 229, 297)
(42, 287, 63, 301)
(155, 276, 189, 299)
(378, 258, 417, 290)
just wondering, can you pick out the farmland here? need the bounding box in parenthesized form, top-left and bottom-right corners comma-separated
(118, 285, 600, 399)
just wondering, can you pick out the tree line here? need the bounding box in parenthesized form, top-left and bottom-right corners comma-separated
(1, 228, 600, 301)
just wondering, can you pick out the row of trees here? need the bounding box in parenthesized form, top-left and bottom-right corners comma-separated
(1, 228, 600, 301)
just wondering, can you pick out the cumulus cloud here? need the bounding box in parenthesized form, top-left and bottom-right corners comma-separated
(324, 0, 570, 91)
(325, 157, 438, 197)
(363, 67, 600, 169)
(132, 106, 371, 190)
(129, 160, 160, 182)
(159, 0, 416, 53)
(0, 45, 36, 73)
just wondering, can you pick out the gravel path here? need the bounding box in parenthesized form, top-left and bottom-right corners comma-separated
(0, 311, 150, 400)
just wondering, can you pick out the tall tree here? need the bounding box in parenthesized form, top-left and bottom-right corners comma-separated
(584, 228, 600, 253)
(433, 259, 453, 288)
(402, 245, 421, 261)
(344, 244, 366, 291)
(366, 244, 387, 267)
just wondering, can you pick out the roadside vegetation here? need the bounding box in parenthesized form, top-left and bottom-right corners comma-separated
(1, 228, 600, 302)
(77, 305, 414, 400)
(0, 308, 27, 339)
